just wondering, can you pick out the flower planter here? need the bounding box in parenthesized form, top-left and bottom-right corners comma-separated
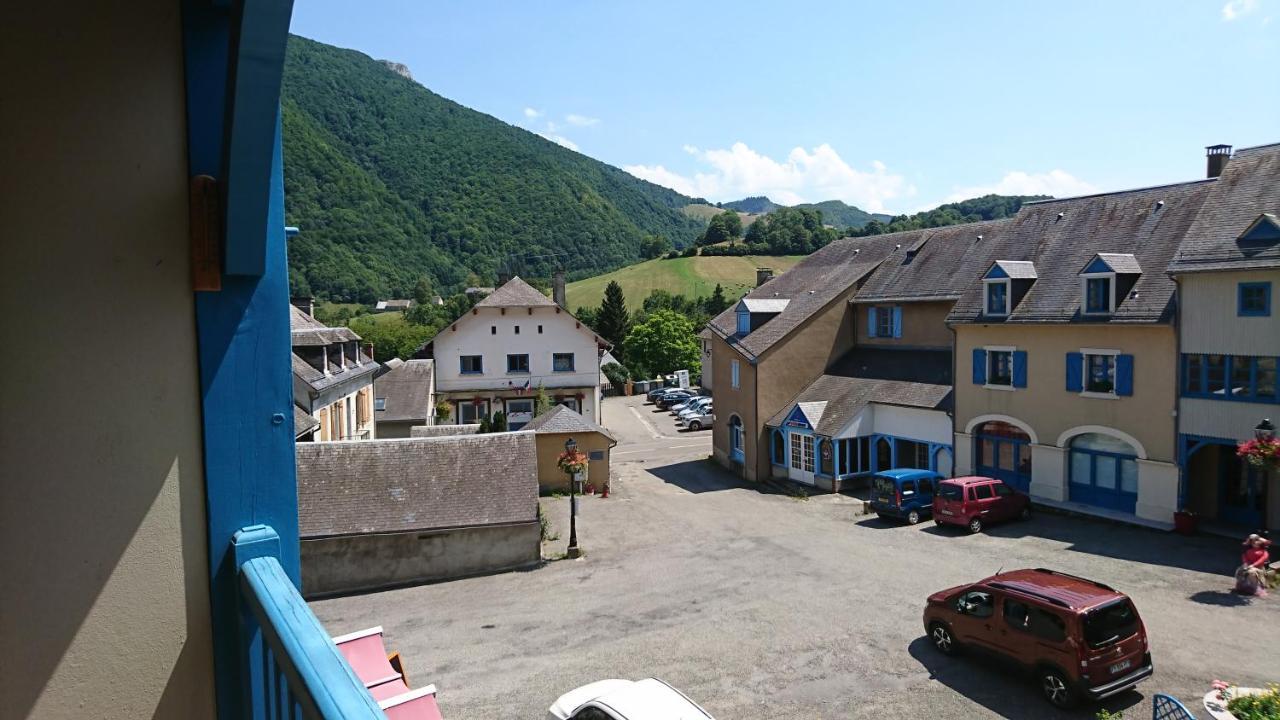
(1174, 510, 1199, 536)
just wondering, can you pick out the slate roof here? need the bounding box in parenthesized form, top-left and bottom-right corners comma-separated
(296, 433, 538, 538)
(292, 351, 377, 394)
(289, 304, 361, 346)
(522, 404, 617, 444)
(1092, 253, 1142, 274)
(374, 359, 434, 423)
(707, 233, 903, 361)
(294, 406, 320, 438)
(991, 260, 1039, 279)
(739, 298, 791, 313)
(765, 348, 953, 436)
(474, 276, 557, 308)
(1169, 143, 1280, 272)
(854, 220, 1015, 302)
(949, 178, 1215, 324)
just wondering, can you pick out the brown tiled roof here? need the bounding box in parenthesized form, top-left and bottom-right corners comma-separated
(474, 276, 557, 308)
(854, 220, 1015, 302)
(294, 406, 320, 438)
(296, 433, 538, 538)
(950, 179, 1215, 324)
(289, 304, 361, 346)
(374, 359, 434, 423)
(1169, 143, 1280, 272)
(522, 404, 617, 444)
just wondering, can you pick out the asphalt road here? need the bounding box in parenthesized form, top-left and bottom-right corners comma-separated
(312, 395, 1278, 719)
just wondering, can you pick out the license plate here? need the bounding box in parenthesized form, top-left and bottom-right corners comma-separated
(941, 509, 954, 516)
(1109, 659, 1131, 674)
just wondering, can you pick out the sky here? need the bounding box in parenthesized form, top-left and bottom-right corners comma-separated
(290, 1, 1279, 215)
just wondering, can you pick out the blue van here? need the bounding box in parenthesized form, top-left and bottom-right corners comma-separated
(870, 468, 942, 524)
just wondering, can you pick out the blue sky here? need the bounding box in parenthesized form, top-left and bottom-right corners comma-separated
(291, 1, 1278, 214)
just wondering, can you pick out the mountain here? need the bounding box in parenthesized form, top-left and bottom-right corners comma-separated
(793, 200, 892, 228)
(281, 35, 703, 303)
(721, 196, 782, 214)
(849, 193, 1048, 237)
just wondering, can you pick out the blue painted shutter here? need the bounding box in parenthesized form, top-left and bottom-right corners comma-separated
(1012, 351, 1028, 388)
(867, 307, 877, 337)
(1065, 352, 1083, 392)
(1116, 354, 1134, 396)
(892, 307, 903, 338)
(972, 348, 987, 385)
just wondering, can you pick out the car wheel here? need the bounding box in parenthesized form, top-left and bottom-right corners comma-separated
(907, 510, 921, 525)
(689, 421, 702, 431)
(929, 622, 958, 656)
(1038, 668, 1077, 709)
(967, 516, 983, 534)
(1019, 506, 1032, 521)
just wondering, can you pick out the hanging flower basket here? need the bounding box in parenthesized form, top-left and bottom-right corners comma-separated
(1237, 438, 1280, 472)
(557, 449, 589, 476)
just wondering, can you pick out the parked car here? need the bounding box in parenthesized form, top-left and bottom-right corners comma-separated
(671, 396, 711, 415)
(547, 678, 715, 720)
(932, 476, 1030, 534)
(869, 468, 941, 524)
(645, 385, 677, 403)
(923, 568, 1153, 708)
(678, 409, 714, 431)
(655, 390, 694, 409)
(676, 401, 710, 421)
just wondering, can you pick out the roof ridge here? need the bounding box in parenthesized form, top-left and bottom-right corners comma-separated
(1021, 177, 1216, 206)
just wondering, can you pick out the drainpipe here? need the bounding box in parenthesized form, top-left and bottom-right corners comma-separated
(1170, 274, 1186, 512)
(948, 321, 958, 478)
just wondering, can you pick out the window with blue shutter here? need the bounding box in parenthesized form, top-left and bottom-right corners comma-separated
(972, 348, 987, 385)
(867, 307, 878, 337)
(1065, 352, 1083, 392)
(1239, 282, 1271, 317)
(1116, 354, 1134, 396)
(736, 312, 751, 335)
(1012, 351, 1028, 388)
(892, 307, 903, 338)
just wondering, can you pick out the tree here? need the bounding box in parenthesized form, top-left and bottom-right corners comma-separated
(704, 283, 730, 316)
(596, 281, 630, 349)
(640, 234, 672, 259)
(696, 210, 743, 246)
(412, 276, 434, 306)
(533, 385, 552, 416)
(622, 310, 701, 378)
(601, 362, 630, 390)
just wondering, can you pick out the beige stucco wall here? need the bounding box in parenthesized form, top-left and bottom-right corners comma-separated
(854, 300, 955, 348)
(1179, 269, 1280, 355)
(534, 432, 613, 491)
(954, 324, 1177, 463)
(711, 335, 759, 477)
(0, 4, 216, 719)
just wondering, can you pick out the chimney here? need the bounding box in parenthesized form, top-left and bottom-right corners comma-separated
(756, 267, 775, 287)
(290, 296, 315, 317)
(553, 269, 567, 308)
(1206, 144, 1232, 178)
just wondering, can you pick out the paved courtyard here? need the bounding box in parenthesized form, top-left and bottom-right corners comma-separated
(312, 395, 1278, 719)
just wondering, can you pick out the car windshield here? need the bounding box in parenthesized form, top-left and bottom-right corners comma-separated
(873, 476, 895, 495)
(937, 483, 963, 500)
(1082, 599, 1139, 648)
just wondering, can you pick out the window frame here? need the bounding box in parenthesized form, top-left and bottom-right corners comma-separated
(1238, 282, 1272, 317)
(506, 353, 530, 374)
(984, 279, 1011, 317)
(552, 352, 575, 372)
(459, 354, 484, 375)
(1181, 353, 1280, 403)
(731, 358, 740, 389)
(1081, 273, 1116, 316)
(729, 415, 745, 461)
(985, 346, 1014, 389)
(875, 305, 895, 337)
(1079, 347, 1120, 398)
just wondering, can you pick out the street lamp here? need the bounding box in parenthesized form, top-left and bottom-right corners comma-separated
(565, 437, 581, 559)
(1255, 418, 1276, 442)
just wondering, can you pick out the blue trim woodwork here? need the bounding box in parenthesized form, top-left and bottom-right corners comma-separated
(891, 306, 902, 338)
(867, 306, 877, 337)
(1012, 350, 1028, 388)
(984, 264, 1009, 279)
(783, 404, 812, 430)
(1181, 353, 1280, 403)
(1240, 214, 1280, 243)
(1238, 281, 1271, 317)
(972, 348, 986, 385)
(1115, 354, 1134, 396)
(1082, 256, 1113, 274)
(1065, 352, 1083, 392)
(1068, 443, 1138, 513)
(736, 311, 750, 335)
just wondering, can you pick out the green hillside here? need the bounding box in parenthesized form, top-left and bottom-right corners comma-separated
(794, 200, 892, 227)
(565, 254, 804, 311)
(281, 35, 703, 303)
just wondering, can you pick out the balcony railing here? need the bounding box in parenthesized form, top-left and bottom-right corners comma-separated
(234, 525, 383, 719)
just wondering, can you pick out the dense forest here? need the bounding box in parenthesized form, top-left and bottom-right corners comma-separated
(281, 35, 704, 302)
(846, 194, 1047, 237)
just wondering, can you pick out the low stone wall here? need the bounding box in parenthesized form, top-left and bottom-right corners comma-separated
(410, 423, 481, 438)
(301, 521, 541, 598)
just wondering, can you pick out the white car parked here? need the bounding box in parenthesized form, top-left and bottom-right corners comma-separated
(677, 408, 714, 431)
(547, 678, 714, 720)
(669, 396, 710, 415)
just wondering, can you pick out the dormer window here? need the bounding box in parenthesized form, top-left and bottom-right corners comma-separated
(1079, 254, 1140, 317)
(735, 297, 789, 336)
(1085, 276, 1113, 314)
(982, 261, 1036, 318)
(985, 280, 1009, 316)
(736, 311, 751, 335)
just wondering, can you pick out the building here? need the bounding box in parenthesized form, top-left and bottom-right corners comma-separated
(374, 298, 415, 312)
(706, 233, 909, 481)
(296, 433, 542, 597)
(1168, 143, 1280, 531)
(950, 176, 1216, 527)
(762, 221, 1012, 490)
(373, 358, 436, 438)
(291, 304, 378, 441)
(698, 328, 715, 388)
(523, 405, 618, 491)
(415, 276, 610, 428)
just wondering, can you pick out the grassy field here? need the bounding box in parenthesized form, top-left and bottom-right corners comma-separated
(681, 203, 762, 226)
(565, 254, 804, 311)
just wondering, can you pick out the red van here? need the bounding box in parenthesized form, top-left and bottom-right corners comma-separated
(933, 476, 1030, 533)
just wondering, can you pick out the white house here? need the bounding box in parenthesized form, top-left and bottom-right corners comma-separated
(415, 277, 610, 429)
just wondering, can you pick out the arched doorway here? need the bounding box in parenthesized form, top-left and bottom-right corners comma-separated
(1185, 439, 1265, 528)
(875, 437, 893, 472)
(1068, 432, 1138, 514)
(728, 415, 744, 462)
(973, 421, 1032, 492)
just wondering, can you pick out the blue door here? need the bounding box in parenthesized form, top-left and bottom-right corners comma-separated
(1068, 433, 1138, 514)
(973, 422, 1032, 493)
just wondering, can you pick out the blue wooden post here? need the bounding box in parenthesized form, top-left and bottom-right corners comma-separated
(832, 439, 841, 478)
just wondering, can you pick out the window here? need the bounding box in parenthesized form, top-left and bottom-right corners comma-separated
(1069, 433, 1139, 511)
(1084, 275, 1113, 314)
(374, 397, 386, 411)
(514, 325, 520, 334)
(553, 353, 575, 372)
(490, 326, 496, 335)
(1184, 354, 1203, 394)
(589, 450, 605, 461)
(1239, 282, 1271, 317)
(985, 281, 1009, 316)
(504, 398, 534, 430)
(1004, 600, 1066, 643)
(538, 325, 543, 334)
(919, 478, 933, 494)
(901, 480, 916, 495)
(973, 484, 994, 500)
(557, 397, 579, 413)
(731, 359, 740, 389)
(896, 439, 930, 469)
(1182, 353, 1280, 402)
(1082, 599, 1139, 649)
(1085, 353, 1115, 394)
(507, 354, 530, 373)
(988, 350, 1013, 386)
(459, 355, 483, 374)
(876, 306, 894, 337)
(729, 415, 744, 460)
(994, 482, 1013, 497)
(457, 400, 488, 424)
(956, 590, 993, 618)
(1068, 350, 1132, 396)
(736, 312, 751, 335)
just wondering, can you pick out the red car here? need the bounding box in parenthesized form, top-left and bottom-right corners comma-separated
(933, 476, 1030, 533)
(923, 568, 1153, 708)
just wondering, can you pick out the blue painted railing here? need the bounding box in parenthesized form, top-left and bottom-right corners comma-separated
(234, 526, 382, 719)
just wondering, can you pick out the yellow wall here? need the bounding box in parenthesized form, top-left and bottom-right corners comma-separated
(711, 336, 759, 476)
(854, 300, 955, 348)
(534, 432, 613, 491)
(954, 324, 1177, 461)
(0, 5, 216, 719)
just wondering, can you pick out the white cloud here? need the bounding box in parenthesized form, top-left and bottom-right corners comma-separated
(539, 132, 579, 152)
(940, 170, 1097, 205)
(565, 114, 600, 127)
(523, 107, 542, 119)
(623, 142, 912, 211)
(1222, 0, 1258, 20)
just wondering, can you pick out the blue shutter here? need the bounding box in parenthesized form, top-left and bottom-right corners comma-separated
(972, 348, 987, 385)
(892, 307, 903, 338)
(1116, 354, 1134, 396)
(1065, 352, 1083, 392)
(1012, 351, 1028, 388)
(867, 307, 877, 337)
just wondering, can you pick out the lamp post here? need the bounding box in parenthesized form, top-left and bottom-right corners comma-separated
(1255, 418, 1276, 442)
(565, 437, 581, 559)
